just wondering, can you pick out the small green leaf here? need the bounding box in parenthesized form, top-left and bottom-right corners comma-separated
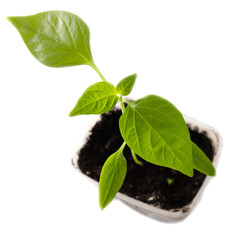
(99, 143, 127, 210)
(166, 178, 174, 186)
(119, 95, 193, 177)
(116, 73, 137, 96)
(192, 142, 216, 176)
(7, 11, 93, 67)
(69, 82, 118, 116)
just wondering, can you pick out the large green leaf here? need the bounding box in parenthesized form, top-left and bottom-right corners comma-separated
(8, 11, 93, 67)
(99, 143, 127, 209)
(119, 95, 193, 176)
(116, 73, 137, 96)
(192, 142, 216, 176)
(69, 82, 118, 116)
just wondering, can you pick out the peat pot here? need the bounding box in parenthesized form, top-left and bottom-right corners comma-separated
(72, 107, 222, 223)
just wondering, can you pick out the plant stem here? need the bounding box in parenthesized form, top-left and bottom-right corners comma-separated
(90, 61, 107, 82)
(123, 98, 135, 108)
(131, 150, 143, 166)
(118, 96, 126, 113)
(120, 141, 126, 151)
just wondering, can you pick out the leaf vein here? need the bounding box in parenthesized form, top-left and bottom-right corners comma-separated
(136, 105, 186, 129)
(29, 26, 90, 64)
(133, 111, 142, 154)
(59, 17, 78, 52)
(76, 19, 92, 61)
(134, 108, 190, 163)
(73, 96, 117, 114)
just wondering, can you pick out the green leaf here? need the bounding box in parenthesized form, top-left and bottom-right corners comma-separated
(7, 11, 93, 67)
(69, 82, 118, 116)
(119, 95, 193, 176)
(192, 142, 216, 176)
(99, 143, 127, 209)
(116, 73, 137, 96)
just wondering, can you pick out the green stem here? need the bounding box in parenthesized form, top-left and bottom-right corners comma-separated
(131, 150, 143, 166)
(118, 96, 126, 113)
(120, 141, 126, 151)
(90, 62, 107, 82)
(123, 98, 135, 108)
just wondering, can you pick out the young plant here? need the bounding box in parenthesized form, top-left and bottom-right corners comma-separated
(8, 10, 216, 210)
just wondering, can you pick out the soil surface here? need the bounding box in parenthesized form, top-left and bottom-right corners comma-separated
(77, 108, 214, 210)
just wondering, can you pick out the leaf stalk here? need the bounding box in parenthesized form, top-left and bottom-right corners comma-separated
(131, 150, 144, 166)
(91, 62, 107, 82)
(118, 96, 126, 113)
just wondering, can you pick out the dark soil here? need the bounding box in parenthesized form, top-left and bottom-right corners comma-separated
(76, 108, 214, 210)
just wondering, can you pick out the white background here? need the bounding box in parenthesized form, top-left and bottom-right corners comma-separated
(0, 0, 248, 239)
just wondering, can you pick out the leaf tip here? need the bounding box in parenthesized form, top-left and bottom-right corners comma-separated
(99, 192, 110, 210)
(209, 167, 216, 177)
(99, 200, 107, 210)
(6, 16, 14, 25)
(68, 110, 75, 117)
(187, 169, 194, 178)
(6, 16, 20, 26)
(99, 202, 104, 210)
(184, 166, 194, 177)
(69, 107, 80, 117)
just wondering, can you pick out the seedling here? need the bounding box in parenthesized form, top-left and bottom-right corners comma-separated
(166, 178, 174, 186)
(8, 10, 216, 210)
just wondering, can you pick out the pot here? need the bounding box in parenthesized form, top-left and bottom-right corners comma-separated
(72, 109, 222, 223)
